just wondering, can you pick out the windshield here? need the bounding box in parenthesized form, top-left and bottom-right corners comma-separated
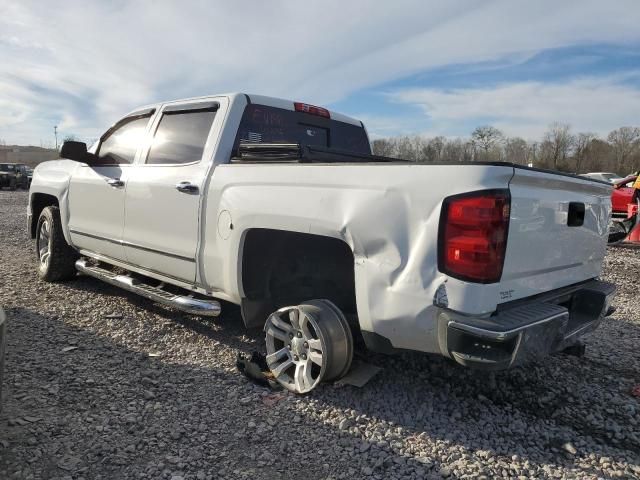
(602, 173, 622, 182)
(0, 164, 15, 172)
(233, 104, 371, 156)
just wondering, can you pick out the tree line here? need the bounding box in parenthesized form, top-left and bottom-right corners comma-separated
(371, 124, 640, 175)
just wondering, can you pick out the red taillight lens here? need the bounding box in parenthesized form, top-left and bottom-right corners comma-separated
(438, 190, 510, 283)
(294, 102, 330, 118)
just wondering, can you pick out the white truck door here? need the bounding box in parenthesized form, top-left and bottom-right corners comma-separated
(121, 100, 222, 283)
(67, 110, 156, 261)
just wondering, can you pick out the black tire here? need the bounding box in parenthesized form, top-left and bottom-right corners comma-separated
(36, 206, 79, 282)
(9, 180, 16, 191)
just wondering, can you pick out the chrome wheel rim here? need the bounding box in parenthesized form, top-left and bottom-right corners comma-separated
(37, 219, 51, 267)
(265, 305, 325, 393)
(265, 300, 353, 394)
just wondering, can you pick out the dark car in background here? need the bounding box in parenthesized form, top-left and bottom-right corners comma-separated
(580, 172, 624, 183)
(26, 166, 33, 187)
(0, 163, 18, 190)
(14, 164, 30, 189)
(0, 163, 30, 190)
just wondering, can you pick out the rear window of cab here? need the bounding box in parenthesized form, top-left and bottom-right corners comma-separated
(233, 104, 371, 156)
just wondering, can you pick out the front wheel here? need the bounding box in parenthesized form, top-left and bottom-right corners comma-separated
(36, 206, 78, 282)
(264, 299, 353, 393)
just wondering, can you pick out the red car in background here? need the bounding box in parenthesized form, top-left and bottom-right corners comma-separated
(612, 176, 638, 217)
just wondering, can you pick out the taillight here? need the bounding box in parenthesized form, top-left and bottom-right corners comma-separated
(438, 190, 510, 283)
(294, 102, 330, 118)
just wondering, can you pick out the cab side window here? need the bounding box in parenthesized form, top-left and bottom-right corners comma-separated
(96, 115, 152, 165)
(146, 109, 216, 165)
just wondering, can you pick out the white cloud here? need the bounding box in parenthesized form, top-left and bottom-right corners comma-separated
(387, 74, 640, 139)
(0, 0, 639, 143)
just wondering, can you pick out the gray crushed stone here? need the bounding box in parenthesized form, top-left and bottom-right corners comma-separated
(1, 190, 639, 479)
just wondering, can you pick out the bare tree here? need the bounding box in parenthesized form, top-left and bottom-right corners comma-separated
(541, 122, 574, 170)
(371, 138, 395, 157)
(424, 136, 445, 162)
(504, 137, 529, 165)
(440, 138, 464, 162)
(607, 127, 640, 174)
(370, 122, 639, 173)
(581, 139, 613, 172)
(410, 135, 429, 162)
(573, 132, 598, 173)
(395, 136, 418, 162)
(471, 126, 503, 161)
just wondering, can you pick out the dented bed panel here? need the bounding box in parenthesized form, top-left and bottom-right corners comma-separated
(203, 163, 515, 352)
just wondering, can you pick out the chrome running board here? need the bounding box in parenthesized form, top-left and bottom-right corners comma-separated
(75, 259, 221, 317)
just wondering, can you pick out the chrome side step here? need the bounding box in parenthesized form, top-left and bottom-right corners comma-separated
(75, 259, 221, 316)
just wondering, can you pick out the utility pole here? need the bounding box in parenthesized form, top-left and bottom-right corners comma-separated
(54, 125, 58, 150)
(529, 142, 537, 168)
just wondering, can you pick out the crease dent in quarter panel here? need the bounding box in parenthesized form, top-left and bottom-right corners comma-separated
(337, 184, 444, 351)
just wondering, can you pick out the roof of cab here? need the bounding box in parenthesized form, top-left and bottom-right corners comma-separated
(128, 93, 363, 127)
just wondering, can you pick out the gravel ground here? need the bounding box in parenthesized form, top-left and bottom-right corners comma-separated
(0, 190, 639, 480)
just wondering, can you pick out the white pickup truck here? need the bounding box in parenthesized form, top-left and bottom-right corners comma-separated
(28, 93, 615, 393)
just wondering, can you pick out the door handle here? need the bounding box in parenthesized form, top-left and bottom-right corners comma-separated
(107, 178, 125, 188)
(175, 181, 199, 194)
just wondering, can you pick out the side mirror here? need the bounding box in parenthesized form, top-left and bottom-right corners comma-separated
(60, 141, 88, 162)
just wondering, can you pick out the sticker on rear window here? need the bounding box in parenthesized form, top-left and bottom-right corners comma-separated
(247, 132, 262, 143)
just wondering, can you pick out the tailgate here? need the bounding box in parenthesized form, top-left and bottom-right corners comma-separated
(501, 168, 612, 300)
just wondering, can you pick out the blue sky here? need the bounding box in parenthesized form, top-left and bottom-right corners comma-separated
(1, 0, 639, 145)
(336, 44, 640, 139)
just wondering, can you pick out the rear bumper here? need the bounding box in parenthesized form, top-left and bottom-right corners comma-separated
(440, 279, 615, 370)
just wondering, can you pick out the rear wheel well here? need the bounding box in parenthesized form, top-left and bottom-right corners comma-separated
(240, 228, 357, 329)
(30, 193, 59, 238)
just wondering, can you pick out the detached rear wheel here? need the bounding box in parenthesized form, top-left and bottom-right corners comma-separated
(265, 299, 353, 394)
(36, 206, 78, 282)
